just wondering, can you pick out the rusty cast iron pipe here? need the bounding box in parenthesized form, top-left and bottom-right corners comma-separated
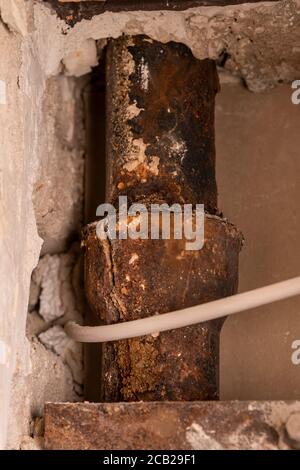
(82, 36, 242, 401)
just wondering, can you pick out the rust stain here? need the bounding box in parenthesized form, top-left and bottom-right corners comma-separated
(106, 36, 219, 211)
(44, 401, 281, 450)
(82, 35, 242, 402)
(83, 215, 242, 401)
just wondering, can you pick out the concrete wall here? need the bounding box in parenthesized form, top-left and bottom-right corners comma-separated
(0, 0, 86, 449)
(0, 3, 42, 449)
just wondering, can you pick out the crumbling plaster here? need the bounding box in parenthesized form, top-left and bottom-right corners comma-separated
(0, 4, 41, 450)
(37, 0, 300, 92)
(0, 0, 86, 450)
(0, 0, 299, 450)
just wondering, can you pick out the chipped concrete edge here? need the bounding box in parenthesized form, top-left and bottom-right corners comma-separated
(36, 0, 300, 91)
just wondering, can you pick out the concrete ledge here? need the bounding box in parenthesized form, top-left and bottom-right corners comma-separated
(44, 401, 300, 450)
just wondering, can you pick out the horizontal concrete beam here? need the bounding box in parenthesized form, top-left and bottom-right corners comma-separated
(46, 1, 280, 26)
(44, 401, 300, 450)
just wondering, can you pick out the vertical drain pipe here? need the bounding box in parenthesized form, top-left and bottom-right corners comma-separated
(82, 36, 242, 401)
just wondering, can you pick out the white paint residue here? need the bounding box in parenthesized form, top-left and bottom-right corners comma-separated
(186, 423, 223, 450)
(0, 81, 6, 105)
(140, 58, 149, 91)
(124, 138, 147, 172)
(127, 101, 143, 119)
(129, 253, 139, 265)
(167, 133, 188, 163)
(123, 139, 160, 176)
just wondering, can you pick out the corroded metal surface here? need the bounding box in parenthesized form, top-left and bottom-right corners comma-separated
(44, 401, 300, 450)
(83, 215, 242, 401)
(81, 36, 242, 401)
(82, 36, 242, 401)
(106, 36, 219, 212)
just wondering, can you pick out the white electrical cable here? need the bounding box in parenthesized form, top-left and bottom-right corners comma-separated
(65, 276, 300, 343)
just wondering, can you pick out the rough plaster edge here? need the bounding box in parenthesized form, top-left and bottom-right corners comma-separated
(0, 1, 44, 450)
(35, 1, 275, 74)
(33, 0, 300, 91)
